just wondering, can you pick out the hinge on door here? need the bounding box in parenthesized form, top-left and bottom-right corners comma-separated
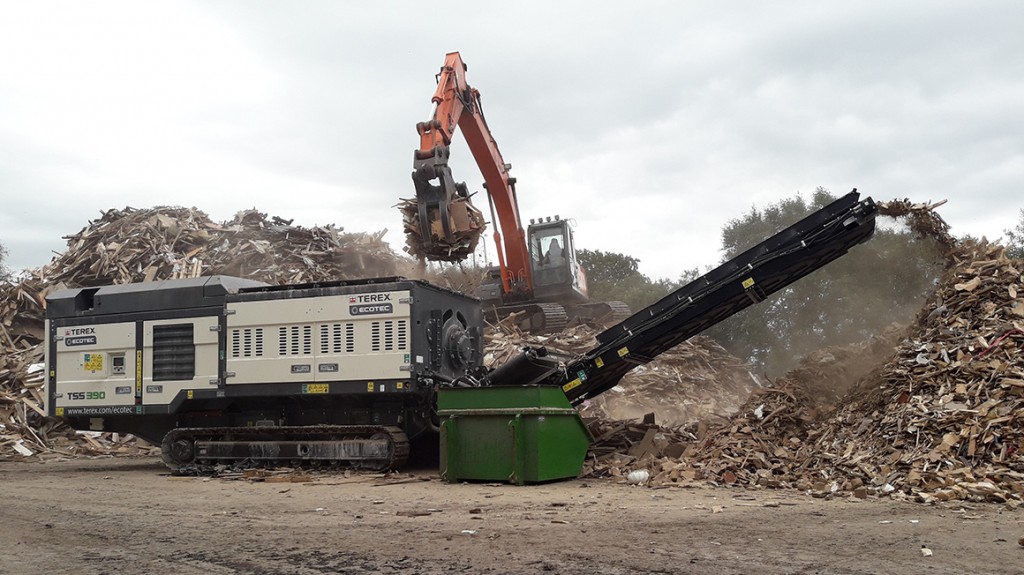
(399, 297, 413, 304)
(224, 372, 236, 378)
(209, 325, 221, 332)
(224, 309, 237, 316)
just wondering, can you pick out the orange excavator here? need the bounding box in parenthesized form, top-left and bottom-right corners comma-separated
(406, 52, 629, 331)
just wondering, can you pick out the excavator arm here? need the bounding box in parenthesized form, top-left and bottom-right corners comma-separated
(410, 52, 533, 297)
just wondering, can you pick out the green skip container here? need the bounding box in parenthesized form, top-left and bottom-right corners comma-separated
(438, 386, 592, 485)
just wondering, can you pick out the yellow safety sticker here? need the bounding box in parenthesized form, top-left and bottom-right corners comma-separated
(55, 407, 64, 417)
(562, 378, 582, 393)
(136, 350, 143, 394)
(83, 353, 103, 373)
(595, 357, 604, 368)
(742, 277, 755, 289)
(396, 382, 404, 389)
(617, 347, 629, 358)
(367, 382, 374, 392)
(187, 390, 194, 399)
(303, 383, 329, 394)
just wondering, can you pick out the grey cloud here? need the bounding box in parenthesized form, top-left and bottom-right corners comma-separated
(2, 1, 1022, 281)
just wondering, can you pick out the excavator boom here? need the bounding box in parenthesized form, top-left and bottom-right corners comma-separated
(409, 52, 531, 297)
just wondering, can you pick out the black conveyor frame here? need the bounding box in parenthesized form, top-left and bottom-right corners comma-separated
(553, 190, 877, 404)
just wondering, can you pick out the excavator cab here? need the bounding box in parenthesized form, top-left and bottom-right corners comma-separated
(528, 217, 588, 304)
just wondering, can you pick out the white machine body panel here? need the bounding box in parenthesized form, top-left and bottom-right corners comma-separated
(141, 317, 220, 406)
(226, 291, 412, 384)
(52, 321, 136, 412)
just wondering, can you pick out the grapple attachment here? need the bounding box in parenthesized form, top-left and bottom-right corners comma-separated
(401, 146, 486, 262)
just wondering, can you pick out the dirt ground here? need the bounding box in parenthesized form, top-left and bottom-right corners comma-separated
(1, 457, 1021, 575)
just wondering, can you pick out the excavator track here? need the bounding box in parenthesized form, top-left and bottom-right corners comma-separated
(603, 301, 633, 324)
(486, 302, 568, 333)
(571, 300, 632, 327)
(161, 425, 410, 474)
(534, 303, 569, 332)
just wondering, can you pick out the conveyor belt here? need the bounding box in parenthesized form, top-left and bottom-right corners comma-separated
(553, 190, 877, 404)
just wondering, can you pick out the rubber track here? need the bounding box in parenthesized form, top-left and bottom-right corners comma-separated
(598, 301, 632, 325)
(534, 303, 569, 332)
(485, 302, 568, 333)
(161, 425, 410, 474)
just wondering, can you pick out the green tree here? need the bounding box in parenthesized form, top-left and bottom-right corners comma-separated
(703, 188, 945, 375)
(1005, 209, 1024, 259)
(577, 249, 684, 311)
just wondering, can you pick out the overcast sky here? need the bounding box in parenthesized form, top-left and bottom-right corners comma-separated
(2, 1, 1022, 281)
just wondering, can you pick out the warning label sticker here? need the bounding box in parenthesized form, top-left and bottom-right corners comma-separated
(84, 353, 104, 373)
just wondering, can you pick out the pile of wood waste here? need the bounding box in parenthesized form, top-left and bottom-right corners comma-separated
(484, 324, 761, 426)
(7, 199, 1023, 505)
(580, 327, 906, 489)
(586, 201, 1024, 503)
(396, 196, 486, 262)
(802, 241, 1024, 503)
(1, 206, 407, 460)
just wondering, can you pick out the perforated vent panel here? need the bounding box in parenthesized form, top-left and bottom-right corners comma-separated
(370, 320, 408, 353)
(279, 325, 313, 356)
(319, 323, 356, 354)
(231, 328, 264, 358)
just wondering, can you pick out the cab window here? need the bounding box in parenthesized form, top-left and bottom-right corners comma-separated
(531, 227, 567, 267)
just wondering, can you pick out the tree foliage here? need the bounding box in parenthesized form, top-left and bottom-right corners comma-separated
(703, 188, 945, 375)
(1005, 208, 1024, 259)
(575, 189, 946, 376)
(577, 249, 687, 312)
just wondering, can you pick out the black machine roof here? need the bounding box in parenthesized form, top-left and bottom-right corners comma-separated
(45, 276, 268, 319)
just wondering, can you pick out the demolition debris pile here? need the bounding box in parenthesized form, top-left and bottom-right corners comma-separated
(42, 206, 404, 287)
(586, 337, 760, 426)
(804, 241, 1024, 503)
(6, 199, 1024, 504)
(484, 325, 761, 426)
(587, 201, 1024, 502)
(682, 325, 909, 491)
(581, 328, 907, 489)
(1, 206, 407, 459)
